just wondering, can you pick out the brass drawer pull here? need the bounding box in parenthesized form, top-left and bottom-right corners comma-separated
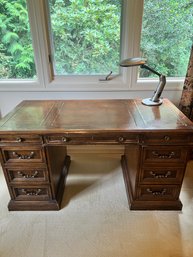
(21, 189, 41, 196)
(61, 137, 68, 142)
(149, 171, 172, 178)
(16, 137, 22, 143)
(164, 135, 170, 141)
(12, 151, 35, 159)
(17, 171, 39, 178)
(152, 151, 175, 159)
(146, 188, 167, 196)
(118, 136, 125, 143)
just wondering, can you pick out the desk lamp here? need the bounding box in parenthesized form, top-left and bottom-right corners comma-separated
(120, 57, 166, 106)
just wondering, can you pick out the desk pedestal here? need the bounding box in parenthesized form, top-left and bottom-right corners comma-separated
(121, 142, 189, 210)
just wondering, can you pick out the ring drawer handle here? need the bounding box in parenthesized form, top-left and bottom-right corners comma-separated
(17, 171, 39, 178)
(12, 151, 35, 159)
(152, 151, 175, 159)
(149, 171, 172, 178)
(21, 189, 41, 196)
(146, 188, 167, 196)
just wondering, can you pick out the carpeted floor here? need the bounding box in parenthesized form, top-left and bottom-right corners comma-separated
(0, 152, 193, 257)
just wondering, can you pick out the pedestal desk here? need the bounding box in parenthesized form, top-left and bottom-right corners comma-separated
(0, 99, 192, 211)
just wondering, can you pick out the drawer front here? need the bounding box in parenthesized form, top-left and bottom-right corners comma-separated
(142, 133, 189, 145)
(45, 134, 139, 145)
(1, 146, 45, 164)
(142, 146, 188, 164)
(6, 167, 48, 183)
(140, 166, 185, 184)
(11, 186, 51, 201)
(137, 185, 180, 201)
(0, 135, 42, 144)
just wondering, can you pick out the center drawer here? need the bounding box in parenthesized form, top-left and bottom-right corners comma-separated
(45, 134, 139, 145)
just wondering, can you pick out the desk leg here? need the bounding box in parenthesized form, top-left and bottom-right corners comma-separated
(46, 146, 71, 210)
(55, 155, 71, 208)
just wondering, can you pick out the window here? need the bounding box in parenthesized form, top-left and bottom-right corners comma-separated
(140, 0, 193, 78)
(48, 0, 122, 76)
(0, 0, 191, 91)
(0, 0, 36, 79)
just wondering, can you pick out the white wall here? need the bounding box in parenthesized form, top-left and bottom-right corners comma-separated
(0, 89, 182, 118)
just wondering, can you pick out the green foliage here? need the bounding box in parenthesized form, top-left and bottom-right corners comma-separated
(49, 0, 121, 75)
(140, 0, 193, 78)
(0, 0, 36, 79)
(0, 0, 193, 79)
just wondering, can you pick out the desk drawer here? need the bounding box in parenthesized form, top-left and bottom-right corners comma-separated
(137, 185, 180, 201)
(142, 146, 188, 164)
(45, 134, 139, 145)
(11, 186, 51, 201)
(6, 166, 48, 183)
(140, 166, 185, 184)
(0, 135, 42, 145)
(142, 133, 189, 145)
(1, 146, 45, 164)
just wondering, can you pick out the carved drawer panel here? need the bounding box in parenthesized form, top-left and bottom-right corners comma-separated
(11, 186, 52, 201)
(6, 166, 48, 183)
(139, 166, 185, 184)
(142, 133, 189, 145)
(1, 146, 45, 164)
(142, 146, 188, 164)
(0, 135, 42, 145)
(136, 185, 180, 201)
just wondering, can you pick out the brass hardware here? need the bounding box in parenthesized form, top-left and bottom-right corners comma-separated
(152, 151, 175, 159)
(16, 137, 22, 142)
(99, 71, 113, 81)
(17, 170, 39, 178)
(21, 189, 41, 196)
(62, 137, 68, 142)
(12, 151, 35, 159)
(146, 188, 167, 196)
(149, 171, 172, 178)
(118, 136, 125, 142)
(164, 135, 170, 141)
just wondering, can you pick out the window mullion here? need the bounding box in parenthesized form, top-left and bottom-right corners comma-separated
(120, 0, 144, 89)
(27, 0, 53, 88)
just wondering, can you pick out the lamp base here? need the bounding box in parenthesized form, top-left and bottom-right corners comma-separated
(142, 98, 163, 106)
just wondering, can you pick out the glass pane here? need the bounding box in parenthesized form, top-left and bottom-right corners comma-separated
(0, 0, 36, 79)
(140, 0, 193, 78)
(49, 0, 121, 75)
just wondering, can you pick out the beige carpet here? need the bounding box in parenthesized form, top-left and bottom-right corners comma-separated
(0, 152, 193, 257)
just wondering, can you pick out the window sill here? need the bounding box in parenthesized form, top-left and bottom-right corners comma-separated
(0, 78, 184, 92)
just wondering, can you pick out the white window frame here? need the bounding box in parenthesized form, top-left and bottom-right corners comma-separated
(0, 0, 185, 92)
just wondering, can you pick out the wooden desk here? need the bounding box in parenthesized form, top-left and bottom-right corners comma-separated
(0, 99, 192, 211)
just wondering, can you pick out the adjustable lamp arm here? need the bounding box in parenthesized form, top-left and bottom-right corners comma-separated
(140, 64, 161, 77)
(140, 64, 166, 105)
(120, 57, 166, 106)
